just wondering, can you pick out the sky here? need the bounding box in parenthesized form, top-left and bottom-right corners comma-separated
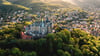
(62, 0, 77, 5)
(62, 0, 100, 8)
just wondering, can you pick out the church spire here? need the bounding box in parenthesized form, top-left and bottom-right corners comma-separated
(41, 18, 44, 27)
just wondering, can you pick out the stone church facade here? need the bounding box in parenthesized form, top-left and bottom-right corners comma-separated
(25, 17, 53, 37)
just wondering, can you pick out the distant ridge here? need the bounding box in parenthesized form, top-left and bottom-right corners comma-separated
(0, 0, 77, 17)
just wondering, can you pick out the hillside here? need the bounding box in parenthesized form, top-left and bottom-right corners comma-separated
(7, 0, 76, 11)
(0, 0, 31, 18)
(0, 0, 30, 10)
(0, 0, 76, 18)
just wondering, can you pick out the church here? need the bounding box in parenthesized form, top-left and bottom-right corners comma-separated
(25, 16, 53, 38)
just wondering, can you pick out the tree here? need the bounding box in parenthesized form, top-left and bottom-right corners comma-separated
(10, 48, 22, 56)
(65, 51, 71, 56)
(46, 33, 56, 55)
(0, 49, 6, 56)
(82, 49, 94, 56)
(73, 48, 83, 56)
(90, 46, 98, 54)
(56, 29, 71, 44)
(57, 49, 65, 56)
(23, 51, 37, 56)
(24, 21, 32, 26)
(36, 38, 47, 56)
(71, 29, 88, 38)
(55, 38, 63, 49)
(69, 38, 75, 45)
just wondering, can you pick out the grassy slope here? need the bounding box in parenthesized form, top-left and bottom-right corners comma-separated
(7, 0, 76, 11)
(0, 0, 76, 17)
(0, 0, 30, 10)
(0, 0, 31, 17)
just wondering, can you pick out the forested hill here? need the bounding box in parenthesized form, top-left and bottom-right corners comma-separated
(7, 0, 76, 11)
(0, 0, 77, 18)
(0, 0, 30, 17)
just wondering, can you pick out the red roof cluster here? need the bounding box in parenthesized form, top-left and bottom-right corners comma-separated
(21, 32, 32, 39)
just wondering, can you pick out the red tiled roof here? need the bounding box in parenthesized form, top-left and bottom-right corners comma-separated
(21, 32, 32, 39)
